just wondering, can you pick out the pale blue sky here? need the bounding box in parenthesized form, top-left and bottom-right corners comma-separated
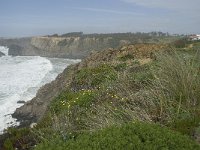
(0, 0, 199, 37)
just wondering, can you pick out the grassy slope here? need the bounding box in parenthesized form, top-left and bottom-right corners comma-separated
(2, 41, 200, 150)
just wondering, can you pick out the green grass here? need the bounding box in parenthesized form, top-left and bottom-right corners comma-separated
(36, 61, 154, 135)
(38, 49, 200, 143)
(73, 64, 117, 89)
(50, 89, 96, 114)
(146, 50, 200, 135)
(114, 63, 127, 71)
(169, 114, 200, 135)
(193, 41, 200, 48)
(129, 64, 154, 85)
(2, 127, 37, 150)
(35, 122, 200, 150)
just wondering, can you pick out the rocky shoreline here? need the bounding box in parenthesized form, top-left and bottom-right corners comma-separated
(12, 64, 78, 127)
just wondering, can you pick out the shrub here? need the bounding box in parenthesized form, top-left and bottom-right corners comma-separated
(173, 38, 188, 48)
(35, 122, 200, 150)
(118, 54, 134, 61)
(3, 127, 37, 150)
(114, 63, 127, 71)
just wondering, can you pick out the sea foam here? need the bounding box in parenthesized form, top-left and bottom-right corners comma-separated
(0, 55, 53, 133)
(0, 46, 9, 56)
(0, 46, 81, 134)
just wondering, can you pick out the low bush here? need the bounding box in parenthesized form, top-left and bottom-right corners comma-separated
(118, 54, 135, 61)
(35, 122, 200, 150)
(114, 63, 127, 71)
(2, 127, 37, 150)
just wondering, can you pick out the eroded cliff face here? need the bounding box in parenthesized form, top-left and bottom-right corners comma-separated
(30, 36, 113, 58)
(0, 36, 128, 58)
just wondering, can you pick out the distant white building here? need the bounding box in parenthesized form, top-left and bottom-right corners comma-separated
(188, 34, 200, 41)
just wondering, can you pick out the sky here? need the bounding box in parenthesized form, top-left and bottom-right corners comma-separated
(0, 0, 199, 37)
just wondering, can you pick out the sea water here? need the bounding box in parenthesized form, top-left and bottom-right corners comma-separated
(0, 46, 80, 133)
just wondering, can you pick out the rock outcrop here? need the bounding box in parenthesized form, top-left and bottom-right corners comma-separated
(12, 64, 78, 124)
(0, 51, 5, 57)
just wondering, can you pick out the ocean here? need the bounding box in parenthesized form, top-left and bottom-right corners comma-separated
(0, 46, 80, 134)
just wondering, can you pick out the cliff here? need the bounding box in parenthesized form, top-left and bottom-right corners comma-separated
(0, 33, 174, 59)
(30, 36, 113, 58)
(12, 43, 167, 125)
(0, 36, 128, 58)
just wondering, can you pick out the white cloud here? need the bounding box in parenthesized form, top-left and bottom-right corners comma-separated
(121, 0, 200, 11)
(72, 7, 144, 16)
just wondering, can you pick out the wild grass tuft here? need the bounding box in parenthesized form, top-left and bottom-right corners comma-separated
(147, 50, 200, 134)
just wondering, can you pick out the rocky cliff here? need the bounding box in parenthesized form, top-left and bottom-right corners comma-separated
(0, 33, 172, 59)
(0, 36, 129, 58)
(30, 36, 114, 58)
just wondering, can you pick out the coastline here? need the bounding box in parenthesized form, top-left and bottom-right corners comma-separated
(11, 43, 166, 127)
(11, 60, 80, 127)
(0, 54, 81, 133)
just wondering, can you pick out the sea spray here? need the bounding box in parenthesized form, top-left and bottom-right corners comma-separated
(0, 46, 9, 56)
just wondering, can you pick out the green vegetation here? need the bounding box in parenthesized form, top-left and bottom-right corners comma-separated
(73, 64, 117, 88)
(148, 50, 200, 131)
(118, 54, 135, 61)
(173, 38, 188, 48)
(2, 127, 37, 150)
(35, 122, 200, 150)
(2, 40, 200, 150)
(172, 37, 200, 49)
(50, 89, 96, 114)
(114, 62, 127, 71)
(47, 32, 179, 49)
(35, 43, 200, 149)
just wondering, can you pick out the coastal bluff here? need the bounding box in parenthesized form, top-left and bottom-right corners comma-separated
(12, 43, 167, 125)
(0, 35, 129, 58)
(0, 32, 170, 59)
